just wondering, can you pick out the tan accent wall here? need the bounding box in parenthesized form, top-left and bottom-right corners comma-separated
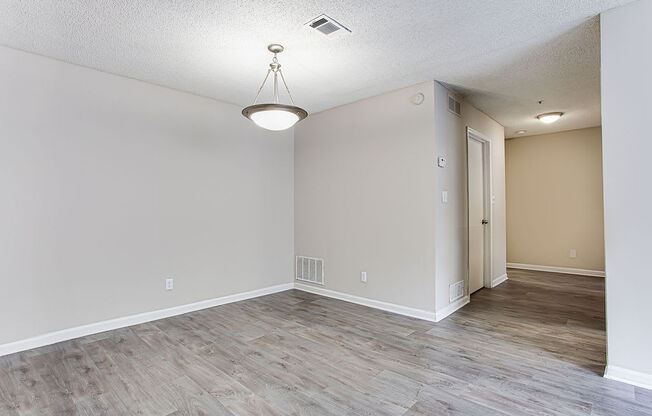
(505, 127, 604, 271)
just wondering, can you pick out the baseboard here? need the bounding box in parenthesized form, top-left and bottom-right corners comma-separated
(506, 263, 605, 278)
(604, 365, 652, 391)
(434, 296, 470, 322)
(491, 273, 508, 288)
(293, 282, 437, 322)
(0, 282, 294, 358)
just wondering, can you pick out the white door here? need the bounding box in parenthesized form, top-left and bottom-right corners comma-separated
(468, 138, 486, 294)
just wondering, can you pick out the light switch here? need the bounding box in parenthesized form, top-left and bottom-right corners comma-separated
(570, 249, 577, 258)
(442, 191, 448, 203)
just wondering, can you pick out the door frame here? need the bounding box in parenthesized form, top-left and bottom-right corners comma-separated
(466, 127, 493, 291)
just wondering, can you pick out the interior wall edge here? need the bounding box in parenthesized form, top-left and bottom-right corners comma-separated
(434, 295, 471, 322)
(0, 282, 294, 358)
(293, 282, 438, 322)
(507, 263, 605, 277)
(505, 124, 603, 140)
(604, 365, 652, 391)
(491, 273, 509, 288)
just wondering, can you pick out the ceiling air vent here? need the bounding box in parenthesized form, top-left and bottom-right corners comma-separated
(448, 95, 462, 117)
(296, 256, 324, 285)
(305, 14, 351, 37)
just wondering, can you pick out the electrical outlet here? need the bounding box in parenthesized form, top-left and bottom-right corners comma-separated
(361, 271, 367, 283)
(165, 278, 174, 291)
(570, 249, 577, 258)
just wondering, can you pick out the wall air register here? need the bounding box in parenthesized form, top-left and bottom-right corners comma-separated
(448, 94, 462, 117)
(296, 256, 324, 285)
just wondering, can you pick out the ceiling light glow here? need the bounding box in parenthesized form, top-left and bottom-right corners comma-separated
(536, 112, 563, 124)
(248, 107, 301, 131)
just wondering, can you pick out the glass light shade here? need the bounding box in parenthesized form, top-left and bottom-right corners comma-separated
(251, 110, 300, 131)
(242, 104, 308, 131)
(537, 112, 563, 124)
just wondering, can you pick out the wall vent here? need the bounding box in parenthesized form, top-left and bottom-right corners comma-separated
(305, 14, 351, 37)
(449, 280, 464, 302)
(296, 256, 324, 285)
(448, 95, 462, 117)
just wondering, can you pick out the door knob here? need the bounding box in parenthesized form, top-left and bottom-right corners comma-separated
(481, 219, 488, 225)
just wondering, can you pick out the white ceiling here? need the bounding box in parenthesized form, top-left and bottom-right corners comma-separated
(0, 0, 633, 137)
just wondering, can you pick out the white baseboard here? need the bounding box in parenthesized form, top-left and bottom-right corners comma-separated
(293, 282, 437, 322)
(506, 263, 605, 278)
(434, 296, 470, 322)
(491, 273, 508, 288)
(0, 282, 294, 358)
(604, 365, 652, 391)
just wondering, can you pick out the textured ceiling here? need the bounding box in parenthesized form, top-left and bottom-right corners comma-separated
(0, 0, 633, 137)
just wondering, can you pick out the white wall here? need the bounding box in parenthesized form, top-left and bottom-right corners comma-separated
(0, 46, 294, 346)
(294, 82, 438, 313)
(433, 83, 506, 313)
(601, 0, 652, 387)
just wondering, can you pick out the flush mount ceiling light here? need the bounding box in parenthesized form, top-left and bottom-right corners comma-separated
(515, 130, 527, 135)
(242, 44, 307, 131)
(536, 112, 563, 124)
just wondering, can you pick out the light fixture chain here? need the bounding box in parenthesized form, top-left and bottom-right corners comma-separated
(252, 68, 272, 105)
(273, 71, 279, 104)
(278, 69, 295, 105)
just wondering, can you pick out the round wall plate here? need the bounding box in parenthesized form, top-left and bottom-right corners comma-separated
(411, 92, 425, 105)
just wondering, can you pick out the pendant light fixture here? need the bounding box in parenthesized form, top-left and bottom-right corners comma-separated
(242, 44, 308, 131)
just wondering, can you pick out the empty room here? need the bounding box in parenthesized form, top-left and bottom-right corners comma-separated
(1, 1, 651, 415)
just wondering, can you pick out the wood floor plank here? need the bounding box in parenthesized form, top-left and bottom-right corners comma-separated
(0, 269, 650, 415)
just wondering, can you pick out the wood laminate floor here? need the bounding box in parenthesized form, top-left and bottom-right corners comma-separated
(1, 269, 651, 415)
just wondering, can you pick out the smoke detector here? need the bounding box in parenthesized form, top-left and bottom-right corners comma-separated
(305, 14, 351, 37)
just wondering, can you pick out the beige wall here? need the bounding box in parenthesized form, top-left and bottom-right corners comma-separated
(294, 82, 438, 313)
(0, 46, 294, 345)
(505, 127, 604, 271)
(433, 83, 506, 313)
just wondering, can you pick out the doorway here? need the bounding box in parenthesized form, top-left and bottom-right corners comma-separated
(467, 127, 492, 294)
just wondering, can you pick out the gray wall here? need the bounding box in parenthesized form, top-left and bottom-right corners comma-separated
(294, 81, 506, 316)
(433, 83, 506, 313)
(0, 46, 294, 345)
(294, 82, 438, 313)
(601, 0, 652, 384)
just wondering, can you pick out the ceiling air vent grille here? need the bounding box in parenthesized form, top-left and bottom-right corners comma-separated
(296, 256, 324, 285)
(448, 95, 462, 117)
(305, 14, 351, 37)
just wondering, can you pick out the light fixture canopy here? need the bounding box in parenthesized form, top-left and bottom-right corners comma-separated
(242, 44, 308, 131)
(536, 112, 563, 124)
